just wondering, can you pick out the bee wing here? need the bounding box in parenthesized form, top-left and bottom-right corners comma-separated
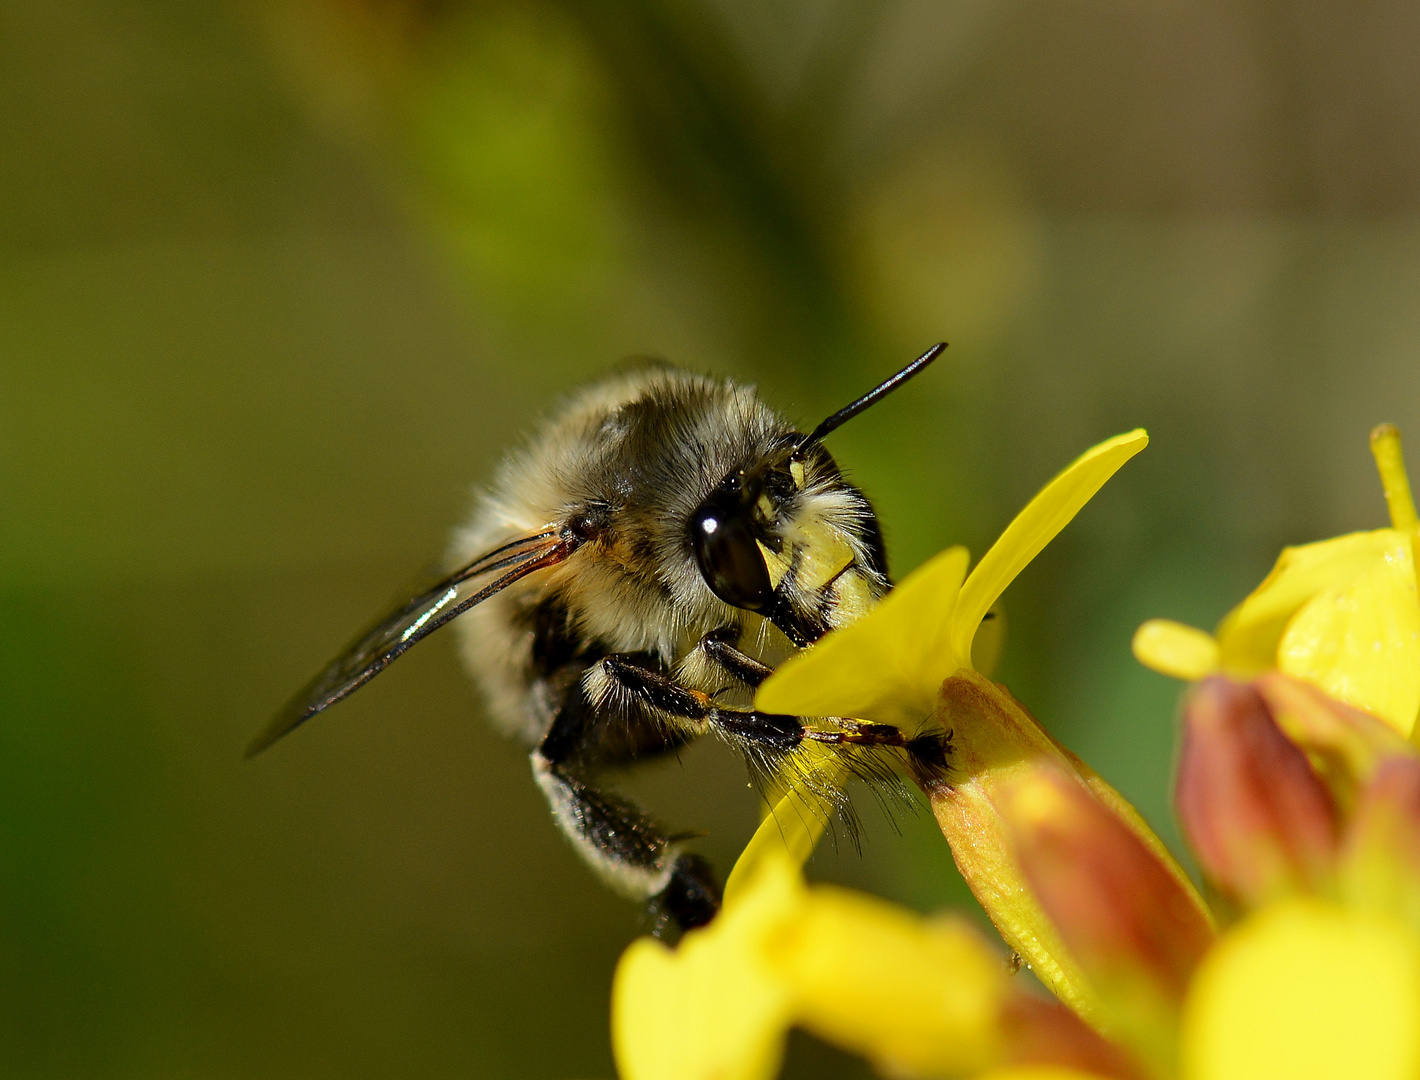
(247, 526, 574, 758)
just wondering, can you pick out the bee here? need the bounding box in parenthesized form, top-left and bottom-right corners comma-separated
(249, 345, 949, 934)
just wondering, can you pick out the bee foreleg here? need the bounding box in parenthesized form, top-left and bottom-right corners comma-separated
(697, 629, 773, 688)
(595, 654, 718, 728)
(595, 654, 802, 746)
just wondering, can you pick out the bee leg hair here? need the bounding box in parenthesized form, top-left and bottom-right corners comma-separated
(533, 675, 720, 936)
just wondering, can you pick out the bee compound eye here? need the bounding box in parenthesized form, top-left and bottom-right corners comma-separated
(690, 506, 773, 611)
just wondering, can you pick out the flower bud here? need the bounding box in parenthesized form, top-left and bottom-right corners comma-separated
(930, 669, 1209, 1032)
(1000, 995, 1147, 1079)
(1002, 762, 1215, 1068)
(1255, 671, 1414, 813)
(1176, 677, 1338, 908)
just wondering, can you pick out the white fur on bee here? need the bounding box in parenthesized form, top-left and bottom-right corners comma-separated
(532, 755, 675, 900)
(580, 657, 653, 720)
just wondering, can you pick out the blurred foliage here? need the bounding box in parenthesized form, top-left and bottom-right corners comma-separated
(4, 0, 1420, 1076)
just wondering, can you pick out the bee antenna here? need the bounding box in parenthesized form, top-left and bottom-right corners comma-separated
(794, 342, 946, 457)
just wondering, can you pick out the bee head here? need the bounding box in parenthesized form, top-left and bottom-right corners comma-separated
(688, 345, 944, 643)
(686, 440, 876, 648)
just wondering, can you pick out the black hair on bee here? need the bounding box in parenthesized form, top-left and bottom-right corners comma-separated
(250, 344, 948, 935)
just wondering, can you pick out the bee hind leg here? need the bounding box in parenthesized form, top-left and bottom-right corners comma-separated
(530, 753, 719, 935)
(533, 672, 720, 936)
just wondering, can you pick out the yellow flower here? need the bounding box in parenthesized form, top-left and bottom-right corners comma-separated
(616, 735, 1420, 1080)
(1180, 897, 1420, 1080)
(1001, 755, 1420, 1080)
(749, 429, 1209, 1026)
(1134, 425, 1420, 737)
(613, 842, 1131, 1080)
(1193, 707, 1420, 1080)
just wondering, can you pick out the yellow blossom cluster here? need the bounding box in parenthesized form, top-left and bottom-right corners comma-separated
(612, 425, 1420, 1080)
(1135, 425, 1420, 737)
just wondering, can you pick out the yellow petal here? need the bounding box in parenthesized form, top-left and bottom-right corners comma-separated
(1277, 532, 1420, 736)
(950, 430, 1148, 665)
(756, 431, 1149, 727)
(1182, 899, 1420, 1080)
(974, 602, 1007, 677)
(1215, 529, 1404, 675)
(1132, 619, 1221, 680)
(724, 751, 840, 905)
(754, 545, 971, 726)
(612, 849, 803, 1080)
(776, 888, 1009, 1078)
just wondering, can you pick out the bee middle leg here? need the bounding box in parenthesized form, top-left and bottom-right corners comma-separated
(594, 653, 945, 780)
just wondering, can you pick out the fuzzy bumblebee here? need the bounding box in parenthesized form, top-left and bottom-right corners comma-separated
(250, 347, 949, 933)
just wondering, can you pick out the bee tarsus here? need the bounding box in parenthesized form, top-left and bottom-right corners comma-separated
(648, 854, 721, 939)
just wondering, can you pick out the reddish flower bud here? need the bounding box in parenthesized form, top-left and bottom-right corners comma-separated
(1002, 762, 1215, 1067)
(1177, 677, 1339, 908)
(1255, 671, 1414, 814)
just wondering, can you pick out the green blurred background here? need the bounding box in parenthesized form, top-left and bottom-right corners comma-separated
(4, 0, 1420, 1076)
